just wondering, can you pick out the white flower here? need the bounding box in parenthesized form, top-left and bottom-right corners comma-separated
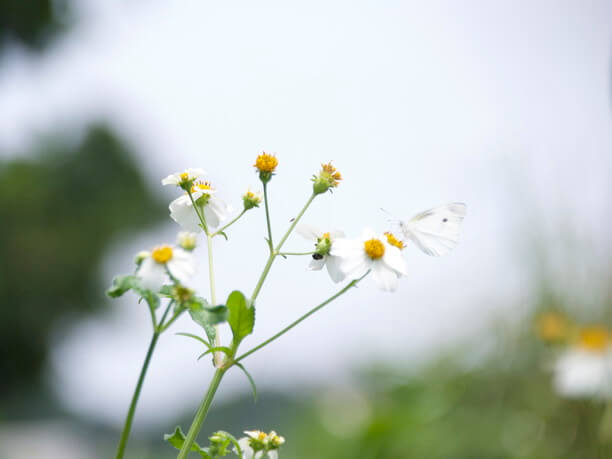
(553, 327, 612, 400)
(169, 183, 231, 231)
(236, 434, 281, 459)
(136, 245, 196, 291)
(330, 228, 407, 291)
(296, 224, 346, 283)
(161, 168, 206, 187)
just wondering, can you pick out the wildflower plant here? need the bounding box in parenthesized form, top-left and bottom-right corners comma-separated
(107, 154, 466, 458)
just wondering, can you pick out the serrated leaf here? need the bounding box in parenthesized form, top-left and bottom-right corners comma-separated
(106, 275, 139, 298)
(164, 426, 211, 458)
(226, 291, 254, 344)
(235, 362, 257, 402)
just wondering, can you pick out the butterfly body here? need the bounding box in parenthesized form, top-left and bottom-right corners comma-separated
(399, 202, 467, 256)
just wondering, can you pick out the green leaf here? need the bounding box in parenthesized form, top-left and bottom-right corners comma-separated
(176, 332, 211, 348)
(235, 362, 257, 402)
(164, 426, 211, 458)
(106, 275, 139, 298)
(217, 231, 228, 240)
(159, 284, 174, 296)
(226, 290, 255, 343)
(189, 299, 228, 333)
(136, 288, 160, 310)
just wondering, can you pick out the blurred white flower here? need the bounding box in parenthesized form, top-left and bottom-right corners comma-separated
(161, 168, 206, 187)
(296, 224, 345, 283)
(553, 326, 612, 400)
(330, 228, 407, 291)
(236, 430, 283, 459)
(169, 182, 230, 231)
(136, 245, 195, 291)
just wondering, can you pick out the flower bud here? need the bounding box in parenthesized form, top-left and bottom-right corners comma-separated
(177, 232, 198, 251)
(243, 189, 263, 210)
(254, 152, 278, 183)
(134, 250, 151, 266)
(312, 162, 342, 195)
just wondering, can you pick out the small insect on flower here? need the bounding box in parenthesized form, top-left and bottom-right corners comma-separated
(169, 181, 231, 231)
(389, 202, 467, 256)
(296, 224, 346, 283)
(161, 168, 206, 190)
(331, 228, 408, 291)
(136, 244, 196, 291)
(553, 325, 612, 400)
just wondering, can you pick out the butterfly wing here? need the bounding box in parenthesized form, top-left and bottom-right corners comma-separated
(400, 203, 466, 256)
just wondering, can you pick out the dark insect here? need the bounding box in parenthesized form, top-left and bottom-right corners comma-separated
(442, 218, 448, 222)
(312, 253, 323, 260)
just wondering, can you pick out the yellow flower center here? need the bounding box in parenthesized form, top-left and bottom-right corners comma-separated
(364, 238, 385, 260)
(577, 326, 610, 352)
(180, 172, 189, 182)
(254, 153, 278, 172)
(320, 162, 342, 187)
(321, 232, 331, 240)
(190, 181, 213, 194)
(384, 232, 405, 250)
(151, 245, 173, 264)
(535, 312, 568, 342)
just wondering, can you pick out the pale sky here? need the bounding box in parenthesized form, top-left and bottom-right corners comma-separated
(1, 0, 611, 429)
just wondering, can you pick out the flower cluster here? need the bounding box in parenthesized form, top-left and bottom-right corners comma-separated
(108, 156, 465, 459)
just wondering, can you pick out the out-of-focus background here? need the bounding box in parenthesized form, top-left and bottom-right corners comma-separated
(1, 1, 611, 458)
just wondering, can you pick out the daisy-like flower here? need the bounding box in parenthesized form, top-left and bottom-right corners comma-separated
(236, 430, 284, 459)
(177, 231, 198, 251)
(312, 161, 342, 195)
(296, 224, 346, 283)
(136, 244, 196, 291)
(330, 229, 408, 291)
(254, 152, 278, 183)
(553, 326, 612, 400)
(161, 168, 206, 189)
(169, 181, 231, 232)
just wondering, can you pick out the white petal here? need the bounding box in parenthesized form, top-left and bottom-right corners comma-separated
(329, 229, 345, 240)
(308, 257, 326, 271)
(329, 238, 361, 258)
(136, 258, 167, 291)
(186, 168, 206, 179)
(161, 174, 180, 186)
(167, 249, 196, 284)
(371, 261, 399, 292)
(169, 195, 203, 232)
(326, 255, 346, 283)
(237, 438, 254, 459)
(338, 252, 371, 280)
(383, 244, 408, 276)
(203, 205, 220, 228)
(296, 224, 321, 241)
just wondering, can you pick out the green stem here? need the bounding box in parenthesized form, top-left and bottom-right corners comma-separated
(187, 190, 209, 234)
(158, 308, 185, 333)
(263, 182, 274, 251)
(212, 209, 247, 237)
(177, 368, 226, 459)
(249, 193, 316, 304)
(207, 233, 223, 367)
(237, 272, 368, 363)
(278, 251, 315, 256)
(115, 331, 160, 459)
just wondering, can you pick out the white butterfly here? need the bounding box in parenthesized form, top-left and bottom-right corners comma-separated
(395, 203, 467, 256)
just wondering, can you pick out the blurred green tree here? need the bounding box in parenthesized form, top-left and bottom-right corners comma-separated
(0, 124, 165, 405)
(0, 0, 72, 53)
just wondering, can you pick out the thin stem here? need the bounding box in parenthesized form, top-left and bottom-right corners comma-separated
(249, 193, 316, 304)
(237, 272, 368, 363)
(187, 190, 209, 234)
(158, 307, 185, 333)
(115, 332, 160, 459)
(278, 251, 315, 256)
(207, 234, 223, 367)
(263, 182, 274, 251)
(177, 368, 226, 459)
(212, 209, 247, 237)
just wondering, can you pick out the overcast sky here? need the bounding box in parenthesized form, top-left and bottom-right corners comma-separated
(1, 0, 611, 429)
